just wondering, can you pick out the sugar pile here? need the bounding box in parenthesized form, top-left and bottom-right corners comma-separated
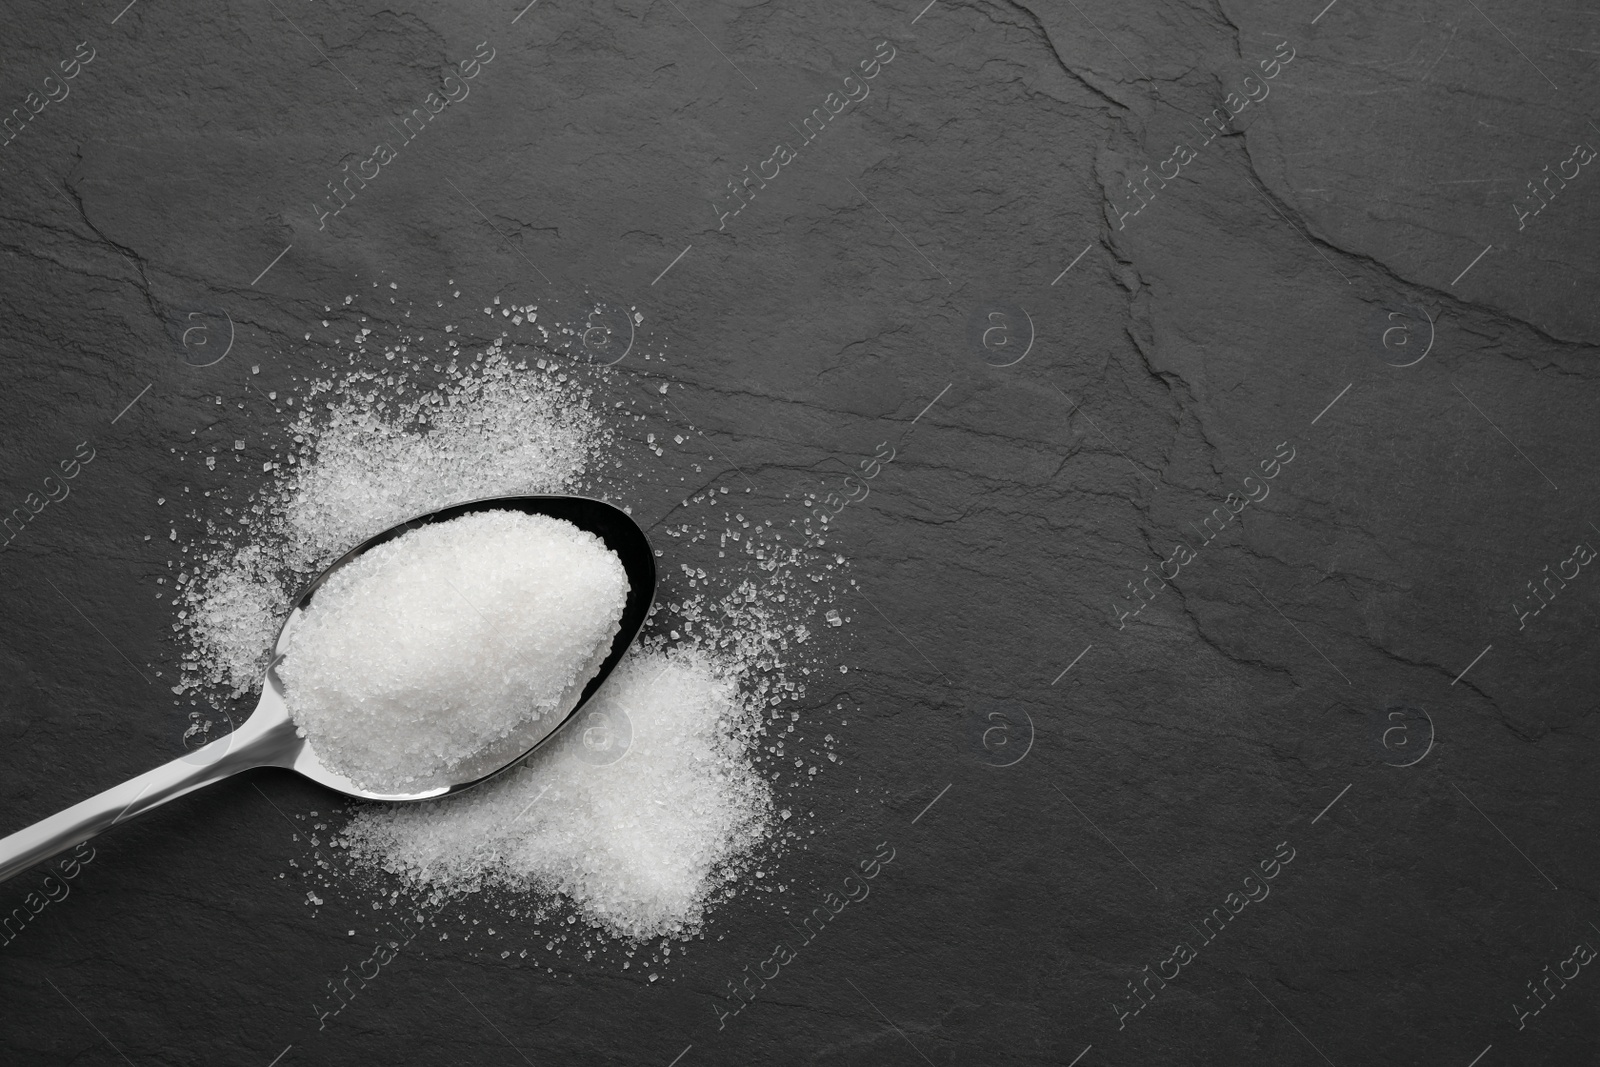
(177, 344, 605, 698)
(278, 511, 628, 793)
(341, 646, 771, 940)
(170, 296, 848, 948)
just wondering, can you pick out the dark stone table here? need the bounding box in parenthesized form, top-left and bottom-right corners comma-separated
(2, 0, 1597, 1063)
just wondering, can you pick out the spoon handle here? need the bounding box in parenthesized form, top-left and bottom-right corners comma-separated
(0, 708, 299, 885)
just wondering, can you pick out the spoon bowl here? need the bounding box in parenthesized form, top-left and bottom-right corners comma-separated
(0, 494, 655, 883)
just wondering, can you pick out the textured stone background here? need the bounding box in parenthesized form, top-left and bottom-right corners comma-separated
(2, 0, 1599, 1064)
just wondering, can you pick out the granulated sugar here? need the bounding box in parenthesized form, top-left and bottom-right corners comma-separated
(171, 296, 851, 949)
(177, 344, 605, 698)
(278, 511, 628, 793)
(341, 646, 771, 940)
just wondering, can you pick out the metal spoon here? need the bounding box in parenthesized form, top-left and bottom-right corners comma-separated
(0, 494, 656, 884)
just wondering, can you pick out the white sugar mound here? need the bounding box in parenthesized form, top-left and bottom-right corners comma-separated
(278, 510, 628, 793)
(172, 322, 831, 945)
(178, 349, 605, 698)
(341, 646, 772, 940)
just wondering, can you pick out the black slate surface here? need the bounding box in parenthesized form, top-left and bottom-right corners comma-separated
(3, 0, 1600, 1064)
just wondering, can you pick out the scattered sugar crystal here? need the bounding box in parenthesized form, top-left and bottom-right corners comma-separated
(278, 511, 628, 792)
(342, 647, 772, 940)
(176, 309, 847, 946)
(181, 352, 604, 694)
